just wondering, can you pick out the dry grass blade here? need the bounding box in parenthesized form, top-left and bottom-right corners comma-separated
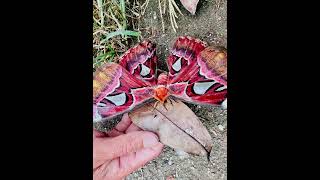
(97, 0, 104, 25)
(159, 0, 165, 32)
(157, 0, 183, 33)
(168, 0, 178, 32)
(141, 0, 150, 15)
(171, 0, 183, 16)
(108, 8, 123, 30)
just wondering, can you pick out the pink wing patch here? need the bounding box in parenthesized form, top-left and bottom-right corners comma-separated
(93, 63, 153, 121)
(168, 46, 227, 106)
(118, 40, 157, 86)
(166, 36, 207, 80)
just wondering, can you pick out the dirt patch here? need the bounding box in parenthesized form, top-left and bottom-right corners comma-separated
(125, 0, 227, 179)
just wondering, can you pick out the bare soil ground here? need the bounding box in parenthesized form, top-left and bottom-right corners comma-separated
(125, 0, 227, 179)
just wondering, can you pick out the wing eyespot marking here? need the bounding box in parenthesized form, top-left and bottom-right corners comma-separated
(97, 102, 107, 107)
(172, 57, 182, 72)
(140, 64, 151, 77)
(192, 81, 217, 95)
(104, 92, 127, 106)
(215, 85, 227, 92)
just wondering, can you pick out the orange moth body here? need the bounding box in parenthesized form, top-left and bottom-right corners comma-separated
(153, 86, 169, 103)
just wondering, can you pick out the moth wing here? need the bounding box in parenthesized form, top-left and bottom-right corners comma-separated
(168, 46, 227, 106)
(166, 36, 207, 81)
(118, 40, 157, 85)
(93, 63, 154, 122)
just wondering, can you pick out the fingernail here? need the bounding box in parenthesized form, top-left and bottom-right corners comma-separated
(143, 133, 159, 147)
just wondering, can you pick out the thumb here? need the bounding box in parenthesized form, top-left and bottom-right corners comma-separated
(94, 131, 160, 161)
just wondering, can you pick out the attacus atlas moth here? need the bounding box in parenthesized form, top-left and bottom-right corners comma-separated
(93, 36, 227, 159)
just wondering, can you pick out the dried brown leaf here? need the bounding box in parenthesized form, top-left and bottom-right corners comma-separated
(129, 99, 213, 157)
(179, 0, 199, 15)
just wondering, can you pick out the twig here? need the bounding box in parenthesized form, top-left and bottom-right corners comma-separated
(158, 0, 165, 32)
(141, 0, 149, 15)
(107, 10, 123, 30)
(171, 0, 183, 16)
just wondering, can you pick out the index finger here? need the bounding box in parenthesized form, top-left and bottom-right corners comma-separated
(94, 131, 160, 161)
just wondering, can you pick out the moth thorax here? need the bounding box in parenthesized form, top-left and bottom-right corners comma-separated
(153, 86, 169, 103)
(157, 73, 168, 85)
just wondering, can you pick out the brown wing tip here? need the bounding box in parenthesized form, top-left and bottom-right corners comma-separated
(93, 63, 120, 99)
(199, 46, 227, 80)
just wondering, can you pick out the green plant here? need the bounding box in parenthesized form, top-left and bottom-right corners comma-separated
(93, 0, 141, 70)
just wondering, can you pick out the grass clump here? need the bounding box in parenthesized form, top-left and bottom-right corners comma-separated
(93, 0, 143, 71)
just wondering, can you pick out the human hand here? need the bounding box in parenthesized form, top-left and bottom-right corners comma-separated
(93, 113, 164, 180)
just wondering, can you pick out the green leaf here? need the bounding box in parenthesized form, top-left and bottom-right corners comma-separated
(101, 30, 140, 43)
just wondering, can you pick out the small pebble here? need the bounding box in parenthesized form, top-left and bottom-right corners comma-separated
(175, 150, 189, 159)
(153, 12, 157, 20)
(218, 125, 224, 131)
(210, 129, 217, 136)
